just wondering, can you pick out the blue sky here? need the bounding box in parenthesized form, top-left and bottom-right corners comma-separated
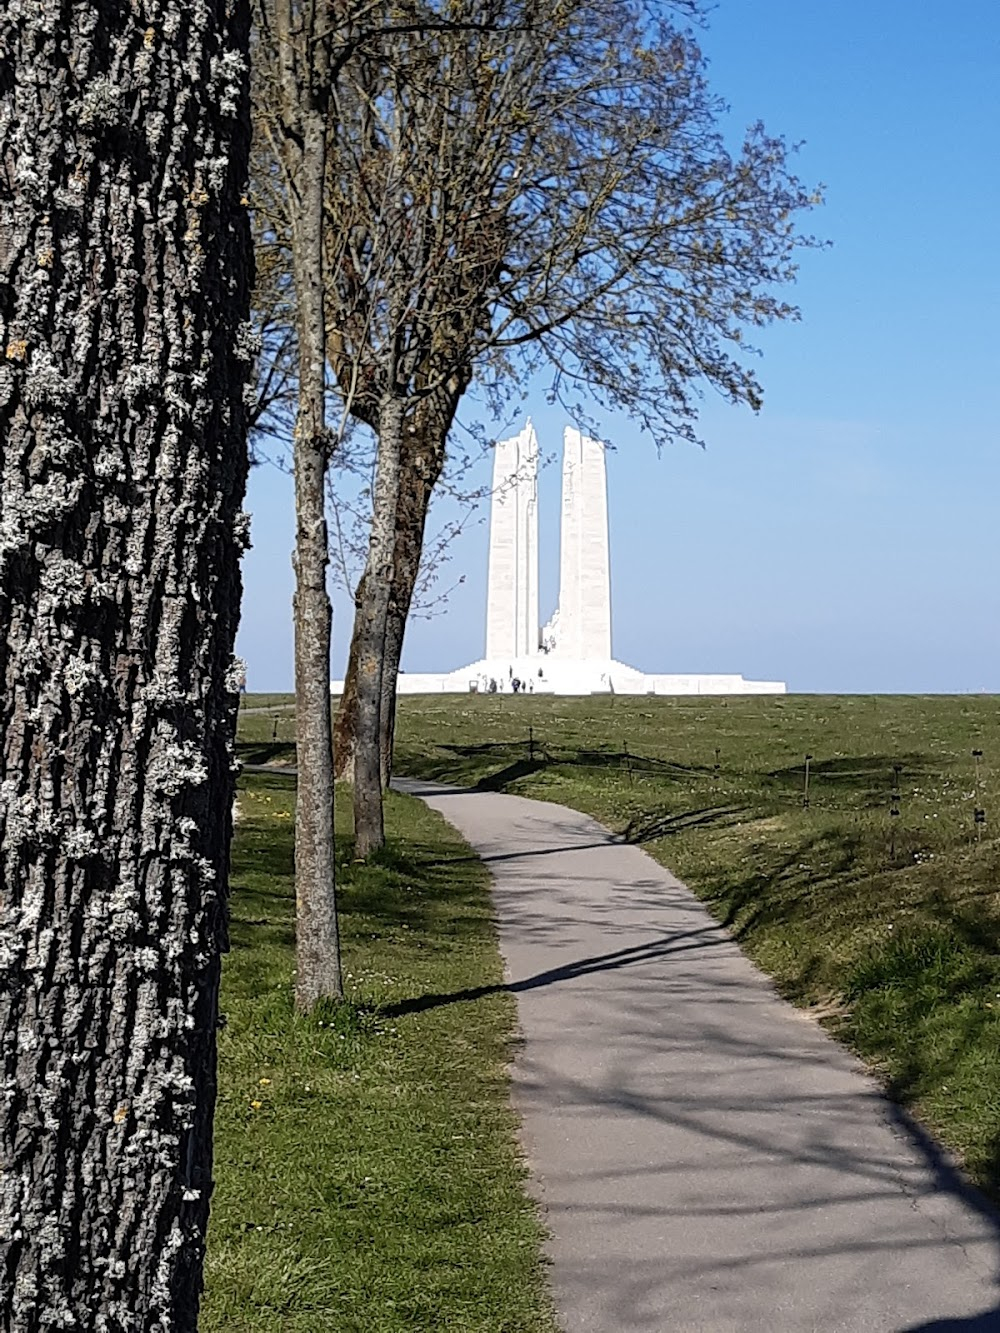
(237, 0, 1000, 693)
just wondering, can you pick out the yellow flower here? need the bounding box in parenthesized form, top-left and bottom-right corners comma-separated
(250, 1100, 263, 1111)
(258, 1078, 271, 1087)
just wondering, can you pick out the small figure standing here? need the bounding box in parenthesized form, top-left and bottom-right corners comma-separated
(512, 677, 522, 694)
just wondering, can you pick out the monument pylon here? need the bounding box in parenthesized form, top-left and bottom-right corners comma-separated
(544, 427, 612, 661)
(485, 419, 539, 660)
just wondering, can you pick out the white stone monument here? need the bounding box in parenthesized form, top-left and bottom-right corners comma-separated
(332, 421, 786, 696)
(485, 420, 539, 660)
(543, 426, 612, 661)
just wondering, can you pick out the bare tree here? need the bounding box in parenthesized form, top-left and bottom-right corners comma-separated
(320, 4, 533, 852)
(323, 0, 821, 853)
(0, 0, 253, 1324)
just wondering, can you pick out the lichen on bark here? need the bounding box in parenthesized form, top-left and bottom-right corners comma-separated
(0, 0, 253, 1326)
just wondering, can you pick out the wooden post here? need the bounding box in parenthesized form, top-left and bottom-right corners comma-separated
(890, 763, 902, 862)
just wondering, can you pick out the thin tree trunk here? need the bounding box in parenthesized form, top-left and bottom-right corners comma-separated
(0, 0, 252, 1324)
(288, 108, 342, 1008)
(378, 458, 440, 784)
(274, 0, 343, 1009)
(352, 395, 405, 856)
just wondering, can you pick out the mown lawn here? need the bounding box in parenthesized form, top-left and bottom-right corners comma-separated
(384, 691, 1000, 1195)
(203, 768, 556, 1332)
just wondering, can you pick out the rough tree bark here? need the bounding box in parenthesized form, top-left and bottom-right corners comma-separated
(333, 447, 441, 786)
(351, 393, 405, 856)
(272, 0, 343, 1007)
(0, 0, 252, 1326)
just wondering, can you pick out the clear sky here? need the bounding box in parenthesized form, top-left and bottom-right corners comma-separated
(237, 0, 1000, 694)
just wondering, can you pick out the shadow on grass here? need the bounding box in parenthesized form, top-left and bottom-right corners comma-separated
(622, 804, 750, 845)
(334, 837, 498, 951)
(236, 740, 297, 768)
(473, 757, 548, 791)
(406, 745, 950, 822)
(416, 739, 717, 793)
(699, 830, 866, 940)
(765, 753, 937, 809)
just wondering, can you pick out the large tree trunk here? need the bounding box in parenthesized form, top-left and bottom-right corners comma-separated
(377, 456, 440, 786)
(274, 0, 343, 1009)
(352, 395, 405, 856)
(334, 390, 456, 787)
(334, 435, 439, 789)
(333, 460, 430, 789)
(0, 0, 252, 1326)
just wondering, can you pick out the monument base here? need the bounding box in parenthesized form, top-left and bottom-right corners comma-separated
(331, 657, 785, 696)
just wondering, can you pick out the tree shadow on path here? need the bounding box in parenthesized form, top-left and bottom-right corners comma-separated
(379, 922, 728, 1020)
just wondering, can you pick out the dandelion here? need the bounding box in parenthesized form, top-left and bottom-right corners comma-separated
(259, 1077, 271, 1087)
(250, 1099, 262, 1110)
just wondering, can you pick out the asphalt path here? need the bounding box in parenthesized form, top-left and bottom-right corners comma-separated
(396, 777, 1000, 1333)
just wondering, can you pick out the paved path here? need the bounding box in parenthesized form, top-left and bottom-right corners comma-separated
(397, 778, 1000, 1333)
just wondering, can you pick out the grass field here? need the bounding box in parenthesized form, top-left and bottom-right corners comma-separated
(204, 768, 556, 1332)
(238, 691, 1000, 1197)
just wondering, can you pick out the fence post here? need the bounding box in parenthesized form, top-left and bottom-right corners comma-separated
(973, 749, 985, 841)
(890, 763, 901, 862)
